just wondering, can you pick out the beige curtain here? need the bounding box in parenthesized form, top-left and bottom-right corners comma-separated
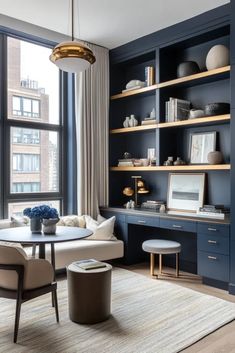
(75, 44, 109, 218)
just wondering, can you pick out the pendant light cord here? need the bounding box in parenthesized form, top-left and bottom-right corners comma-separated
(71, 0, 74, 41)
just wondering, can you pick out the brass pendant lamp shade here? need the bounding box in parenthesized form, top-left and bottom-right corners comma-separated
(49, 0, 96, 73)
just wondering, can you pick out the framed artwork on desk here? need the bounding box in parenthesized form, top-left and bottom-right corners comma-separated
(189, 131, 216, 164)
(167, 173, 205, 212)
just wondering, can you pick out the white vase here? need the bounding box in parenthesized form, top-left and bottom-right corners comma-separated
(206, 45, 229, 71)
(129, 115, 138, 127)
(42, 218, 59, 235)
(123, 117, 130, 128)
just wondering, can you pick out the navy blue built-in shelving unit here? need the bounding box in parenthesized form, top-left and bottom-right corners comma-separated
(108, 2, 235, 294)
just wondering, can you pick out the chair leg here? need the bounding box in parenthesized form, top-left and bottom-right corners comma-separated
(150, 253, 155, 276)
(14, 297, 22, 343)
(159, 254, 162, 275)
(53, 290, 59, 323)
(176, 253, 179, 277)
(32, 244, 37, 258)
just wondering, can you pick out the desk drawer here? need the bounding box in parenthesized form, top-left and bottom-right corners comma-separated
(197, 251, 229, 282)
(198, 233, 229, 255)
(197, 223, 229, 236)
(127, 215, 159, 227)
(159, 218, 196, 233)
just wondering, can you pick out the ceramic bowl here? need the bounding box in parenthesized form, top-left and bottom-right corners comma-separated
(205, 102, 230, 116)
(189, 109, 204, 119)
(177, 61, 200, 78)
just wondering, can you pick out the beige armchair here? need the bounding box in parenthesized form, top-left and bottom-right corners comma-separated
(0, 242, 59, 343)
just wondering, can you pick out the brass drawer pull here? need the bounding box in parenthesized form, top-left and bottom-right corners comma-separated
(138, 220, 146, 224)
(208, 240, 217, 244)
(173, 224, 182, 228)
(208, 227, 217, 232)
(208, 255, 217, 260)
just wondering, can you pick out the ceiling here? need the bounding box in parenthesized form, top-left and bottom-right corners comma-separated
(0, 0, 229, 49)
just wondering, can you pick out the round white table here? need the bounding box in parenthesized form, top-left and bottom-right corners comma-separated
(0, 226, 92, 276)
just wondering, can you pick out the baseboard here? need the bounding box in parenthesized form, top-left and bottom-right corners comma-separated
(228, 283, 235, 295)
(202, 277, 228, 291)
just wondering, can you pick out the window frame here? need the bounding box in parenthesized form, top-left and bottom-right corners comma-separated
(0, 32, 66, 218)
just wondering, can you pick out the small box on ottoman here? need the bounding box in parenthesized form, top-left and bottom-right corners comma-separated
(67, 260, 112, 324)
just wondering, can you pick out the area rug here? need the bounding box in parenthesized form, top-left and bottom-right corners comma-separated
(0, 268, 235, 353)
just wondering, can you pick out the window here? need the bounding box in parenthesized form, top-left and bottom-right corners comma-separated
(12, 96, 40, 118)
(12, 182, 40, 193)
(13, 154, 40, 172)
(12, 127, 40, 144)
(0, 35, 64, 218)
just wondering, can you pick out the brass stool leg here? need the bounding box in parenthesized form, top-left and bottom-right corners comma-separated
(176, 253, 179, 277)
(150, 253, 155, 276)
(159, 254, 162, 275)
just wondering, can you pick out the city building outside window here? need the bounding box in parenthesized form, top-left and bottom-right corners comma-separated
(0, 36, 64, 217)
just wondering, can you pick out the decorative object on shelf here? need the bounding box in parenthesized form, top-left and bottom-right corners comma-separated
(150, 157, 157, 166)
(189, 131, 216, 164)
(125, 200, 135, 209)
(49, 0, 95, 73)
(163, 156, 174, 166)
(141, 117, 157, 125)
(207, 151, 223, 165)
(131, 176, 150, 206)
(150, 108, 156, 119)
(173, 157, 186, 166)
(204, 102, 230, 116)
(23, 205, 59, 234)
(189, 109, 204, 119)
(122, 80, 146, 92)
(140, 158, 149, 166)
(145, 66, 155, 86)
(176, 61, 200, 78)
(133, 159, 142, 167)
(167, 173, 205, 212)
(206, 44, 230, 71)
(42, 218, 59, 235)
(141, 200, 165, 211)
(159, 204, 166, 213)
(123, 187, 134, 196)
(123, 117, 130, 128)
(129, 114, 138, 127)
(123, 152, 132, 159)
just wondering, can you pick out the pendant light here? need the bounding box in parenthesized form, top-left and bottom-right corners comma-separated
(49, 0, 96, 73)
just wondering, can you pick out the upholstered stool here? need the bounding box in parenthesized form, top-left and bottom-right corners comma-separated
(67, 262, 112, 324)
(142, 239, 181, 278)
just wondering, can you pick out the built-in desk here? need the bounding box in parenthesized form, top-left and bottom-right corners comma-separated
(100, 207, 230, 291)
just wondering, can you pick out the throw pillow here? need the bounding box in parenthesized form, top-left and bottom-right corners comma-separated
(11, 216, 29, 228)
(57, 215, 86, 228)
(85, 215, 117, 241)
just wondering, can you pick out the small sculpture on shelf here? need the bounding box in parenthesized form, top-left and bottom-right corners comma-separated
(122, 80, 146, 93)
(123, 114, 138, 128)
(189, 109, 204, 119)
(206, 44, 229, 71)
(163, 156, 174, 166)
(173, 157, 186, 166)
(123, 117, 130, 128)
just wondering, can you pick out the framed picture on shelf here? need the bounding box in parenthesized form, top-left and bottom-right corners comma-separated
(189, 131, 216, 164)
(167, 173, 205, 212)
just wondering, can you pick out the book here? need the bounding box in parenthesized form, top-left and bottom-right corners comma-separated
(196, 211, 225, 219)
(74, 259, 107, 270)
(164, 98, 191, 122)
(141, 119, 157, 125)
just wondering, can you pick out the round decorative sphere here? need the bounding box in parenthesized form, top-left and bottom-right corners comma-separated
(177, 61, 200, 78)
(207, 151, 223, 165)
(206, 45, 229, 71)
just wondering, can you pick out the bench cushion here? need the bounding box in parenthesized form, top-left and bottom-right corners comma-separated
(142, 239, 181, 254)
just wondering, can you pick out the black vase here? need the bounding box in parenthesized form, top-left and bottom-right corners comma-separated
(30, 217, 42, 234)
(177, 61, 200, 78)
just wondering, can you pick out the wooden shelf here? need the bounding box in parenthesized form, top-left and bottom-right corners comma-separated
(110, 164, 231, 171)
(110, 124, 158, 134)
(110, 115, 230, 134)
(111, 84, 158, 100)
(158, 66, 230, 89)
(110, 67, 230, 101)
(158, 114, 230, 128)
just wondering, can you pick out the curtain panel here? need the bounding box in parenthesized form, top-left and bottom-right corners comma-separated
(75, 44, 109, 218)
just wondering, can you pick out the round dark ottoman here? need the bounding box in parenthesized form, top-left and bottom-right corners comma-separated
(67, 262, 112, 324)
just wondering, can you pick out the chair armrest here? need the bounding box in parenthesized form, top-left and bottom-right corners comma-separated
(24, 259, 54, 290)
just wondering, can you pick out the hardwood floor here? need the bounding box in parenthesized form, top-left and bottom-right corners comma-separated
(120, 262, 235, 353)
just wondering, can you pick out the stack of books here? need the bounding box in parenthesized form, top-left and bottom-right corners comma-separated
(118, 159, 134, 167)
(141, 200, 165, 211)
(165, 97, 191, 122)
(197, 204, 230, 219)
(141, 117, 157, 125)
(74, 259, 107, 270)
